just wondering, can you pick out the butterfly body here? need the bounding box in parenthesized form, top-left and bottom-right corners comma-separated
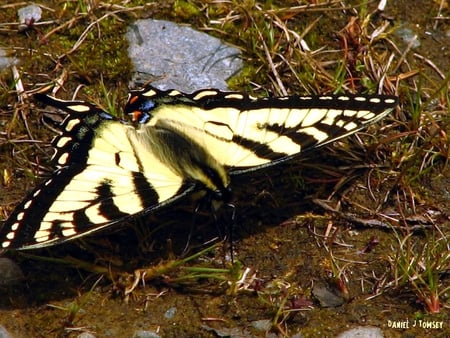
(0, 85, 397, 250)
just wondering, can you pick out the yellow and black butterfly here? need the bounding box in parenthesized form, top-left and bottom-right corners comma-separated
(0, 85, 397, 250)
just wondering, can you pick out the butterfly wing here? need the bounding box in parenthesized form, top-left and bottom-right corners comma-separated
(125, 85, 398, 175)
(0, 96, 193, 250)
(1, 86, 397, 250)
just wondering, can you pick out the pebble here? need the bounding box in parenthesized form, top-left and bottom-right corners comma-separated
(0, 257, 24, 286)
(132, 330, 161, 338)
(337, 326, 384, 338)
(164, 306, 176, 319)
(311, 282, 346, 308)
(17, 4, 42, 31)
(0, 48, 17, 71)
(395, 26, 421, 48)
(251, 319, 272, 331)
(0, 325, 13, 338)
(77, 333, 96, 338)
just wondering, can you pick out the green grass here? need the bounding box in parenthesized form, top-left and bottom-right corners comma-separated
(389, 229, 449, 313)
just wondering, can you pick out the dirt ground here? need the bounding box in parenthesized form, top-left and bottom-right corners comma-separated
(0, 1, 448, 337)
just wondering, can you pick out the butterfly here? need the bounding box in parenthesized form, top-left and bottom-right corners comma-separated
(0, 84, 397, 250)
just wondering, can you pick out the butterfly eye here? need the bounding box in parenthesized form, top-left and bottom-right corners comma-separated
(127, 99, 156, 123)
(130, 110, 150, 123)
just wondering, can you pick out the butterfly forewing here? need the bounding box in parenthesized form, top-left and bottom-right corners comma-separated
(125, 86, 397, 172)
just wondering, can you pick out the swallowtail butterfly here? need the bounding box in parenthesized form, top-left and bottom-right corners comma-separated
(0, 85, 397, 250)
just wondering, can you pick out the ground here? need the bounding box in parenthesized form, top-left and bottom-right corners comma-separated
(0, 1, 448, 337)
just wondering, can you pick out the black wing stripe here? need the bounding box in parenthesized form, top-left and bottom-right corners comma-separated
(131, 171, 160, 209)
(96, 180, 130, 221)
(231, 134, 288, 161)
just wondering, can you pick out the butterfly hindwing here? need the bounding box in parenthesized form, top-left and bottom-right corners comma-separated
(0, 95, 193, 250)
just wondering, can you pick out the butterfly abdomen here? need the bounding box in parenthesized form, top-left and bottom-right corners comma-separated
(132, 119, 231, 201)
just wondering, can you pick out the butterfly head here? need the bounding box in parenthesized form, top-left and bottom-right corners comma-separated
(194, 185, 233, 212)
(126, 94, 156, 124)
(213, 185, 232, 204)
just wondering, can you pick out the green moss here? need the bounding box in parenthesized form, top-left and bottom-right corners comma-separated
(227, 64, 258, 91)
(173, 0, 201, 20)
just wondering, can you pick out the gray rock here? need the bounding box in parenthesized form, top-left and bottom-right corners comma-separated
(17, 4, 42, 31)
(0, 258, 24, 286)
(337, 326, 384, 338)
(77, 333, 96, 338)
(312, 282, 346, 308)
(0, 325, 13, 338)
(126, 19, 242, 92)
(251, 319, 272, 331)
(0, 48, 17, 71)
(395, 26, 420, 48)
(132, 330, 161, 338)
(164, 306, 176, 319)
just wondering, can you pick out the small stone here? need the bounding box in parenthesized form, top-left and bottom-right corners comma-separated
(0, 325, 13, 338)
(312, 282, 346, 308)
(251, 319, 272, 331)
(337, 326, 384, 338)
(77, 333, 96, 338)
(0, 258, 24, 286)
(17, 4, 42, 31)
(132, 330, 161, 338)
(164, 306, 176, 319)
(395, 26, 420, 48)
(0, 48, 18, 71)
